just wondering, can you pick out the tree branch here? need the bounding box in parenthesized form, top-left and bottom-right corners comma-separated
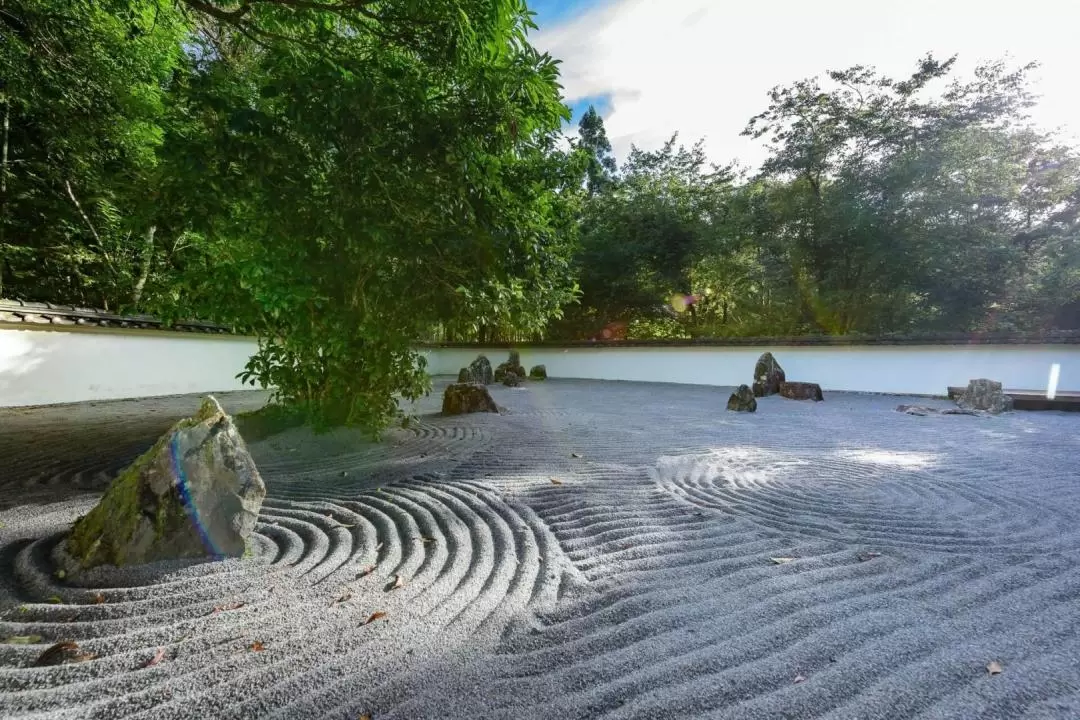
(64, 180, 102, 245)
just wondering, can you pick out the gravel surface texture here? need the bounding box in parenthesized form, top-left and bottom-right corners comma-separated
(1, 379, 1079, 719)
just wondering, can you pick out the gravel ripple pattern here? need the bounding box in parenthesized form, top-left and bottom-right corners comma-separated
(1, 380, 1079, 719)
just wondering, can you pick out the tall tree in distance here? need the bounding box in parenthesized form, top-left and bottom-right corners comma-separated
(578, 105, 618, 195)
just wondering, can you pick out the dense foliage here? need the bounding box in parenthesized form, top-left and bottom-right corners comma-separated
(2, 0, 583, 431)
(4, 0, 1078, 430)
(564, 56, 1080, 339)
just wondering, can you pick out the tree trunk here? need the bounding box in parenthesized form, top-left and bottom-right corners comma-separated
(132, 225, 156, 308)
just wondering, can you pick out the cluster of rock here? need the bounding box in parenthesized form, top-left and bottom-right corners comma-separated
(445, 352, 548, 415)
(63, 397, 266, 571)
(727, 352, 823, 411)
(896, 378, 1014, 417)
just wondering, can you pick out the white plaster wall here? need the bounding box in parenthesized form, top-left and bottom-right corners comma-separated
(0, 327, 260, 407)
(3, 326, 1074, 407)
(423, 344, 1079, 396)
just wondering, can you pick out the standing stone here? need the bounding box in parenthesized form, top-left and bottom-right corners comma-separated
(65, 397, 266, 569)
(468, 355, 493, 385)
(727, 384, 757, 412)
(779, 381, 824, 401)
(752, 352, 786, 397)
(494, 360, 525, 384)
(529, 364, 547, 380)
(502, 373, 522, 387)
(457, 367, 473, 383)
(504, 350, 526, 379)
(442, 383, 499, 415)
(957, 378, 1013, 414)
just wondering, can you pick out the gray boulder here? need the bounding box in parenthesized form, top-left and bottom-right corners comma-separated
(779, 381, 823, 401)
(502, 373, 522, 387)
(66, 397, 266, 569)
(468, 355, 493, 385)
(896, 404, 979, 417)
(494, 360, 525, 384)
(529, 364, 547, 380)
(442, 383, 499, 415)
(727, 384, 757, 412)
(957, 378, 1013, 414)
(457, 367, 473, 383)
(752, 352, 786, 397)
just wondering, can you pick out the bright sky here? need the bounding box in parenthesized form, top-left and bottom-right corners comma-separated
(529, 0, 1080, 168)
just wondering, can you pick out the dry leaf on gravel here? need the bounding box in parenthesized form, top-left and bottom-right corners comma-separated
(47, 595, 62, 604)
(4, 635, 42, 645)
(550, 478, 564, 485)
(987, 660, 1004, 675)
(419, 536, 436, 545)
(374, 542, 384, 551)
(93, 593, 105, 604)
(358, 714, 372, 720)
(34, 641, 96, 666)
(143, 647, 166, 668)
(211, 601, 246, 614)
(363, 611, 387, 626)
(794, 674, 806, 684)
(571, 453, 582, 458)
(770, 557, 794, 565)
(250, 641, 265, 652)
(358, 565, 376, 578)
(332, 591, 352, 606)
(857, 552, 882, 562)
(389, 574, 405, 590)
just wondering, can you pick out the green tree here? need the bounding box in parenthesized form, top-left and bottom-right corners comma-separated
(152, 0, 581, 432)
(577, 105, 617, 195)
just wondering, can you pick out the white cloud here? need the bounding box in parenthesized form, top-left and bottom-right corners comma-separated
(534, 0, 1080, 167)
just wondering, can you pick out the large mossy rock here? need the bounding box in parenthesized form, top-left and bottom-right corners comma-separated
(442, 383, 499, 415)
(529, 364, 547, 380)
(468, 355, 493, 385)
(957, 378, 1013, 414)
(66, 397, 266, 569)
(726, 384, 757, 412)
(752, 352, 785, 397)
(457, 367, 473, 383)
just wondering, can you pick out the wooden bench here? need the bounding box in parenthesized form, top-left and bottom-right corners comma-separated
(946, 387, 1080, 411)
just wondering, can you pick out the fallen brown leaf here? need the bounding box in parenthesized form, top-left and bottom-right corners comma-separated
(419, 536, 436, 545)
(143, 647, 166, 668)
(358, 565, 376, 578)
(250, 641, 265, 652)
(550, 478, 564, 486)
(358, 714, 372, 720)
(332, 591, 352, 607)
(362, 611, 387, 626)
(211, 601, 246, 615)
(987, 660, 1004, 675)
(770, 557, 794, 565)
(857, 552, 882, 562)
(794, 674, 806, 684)
(34, 641, 96, 666)
(93, 593, 105, 605)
